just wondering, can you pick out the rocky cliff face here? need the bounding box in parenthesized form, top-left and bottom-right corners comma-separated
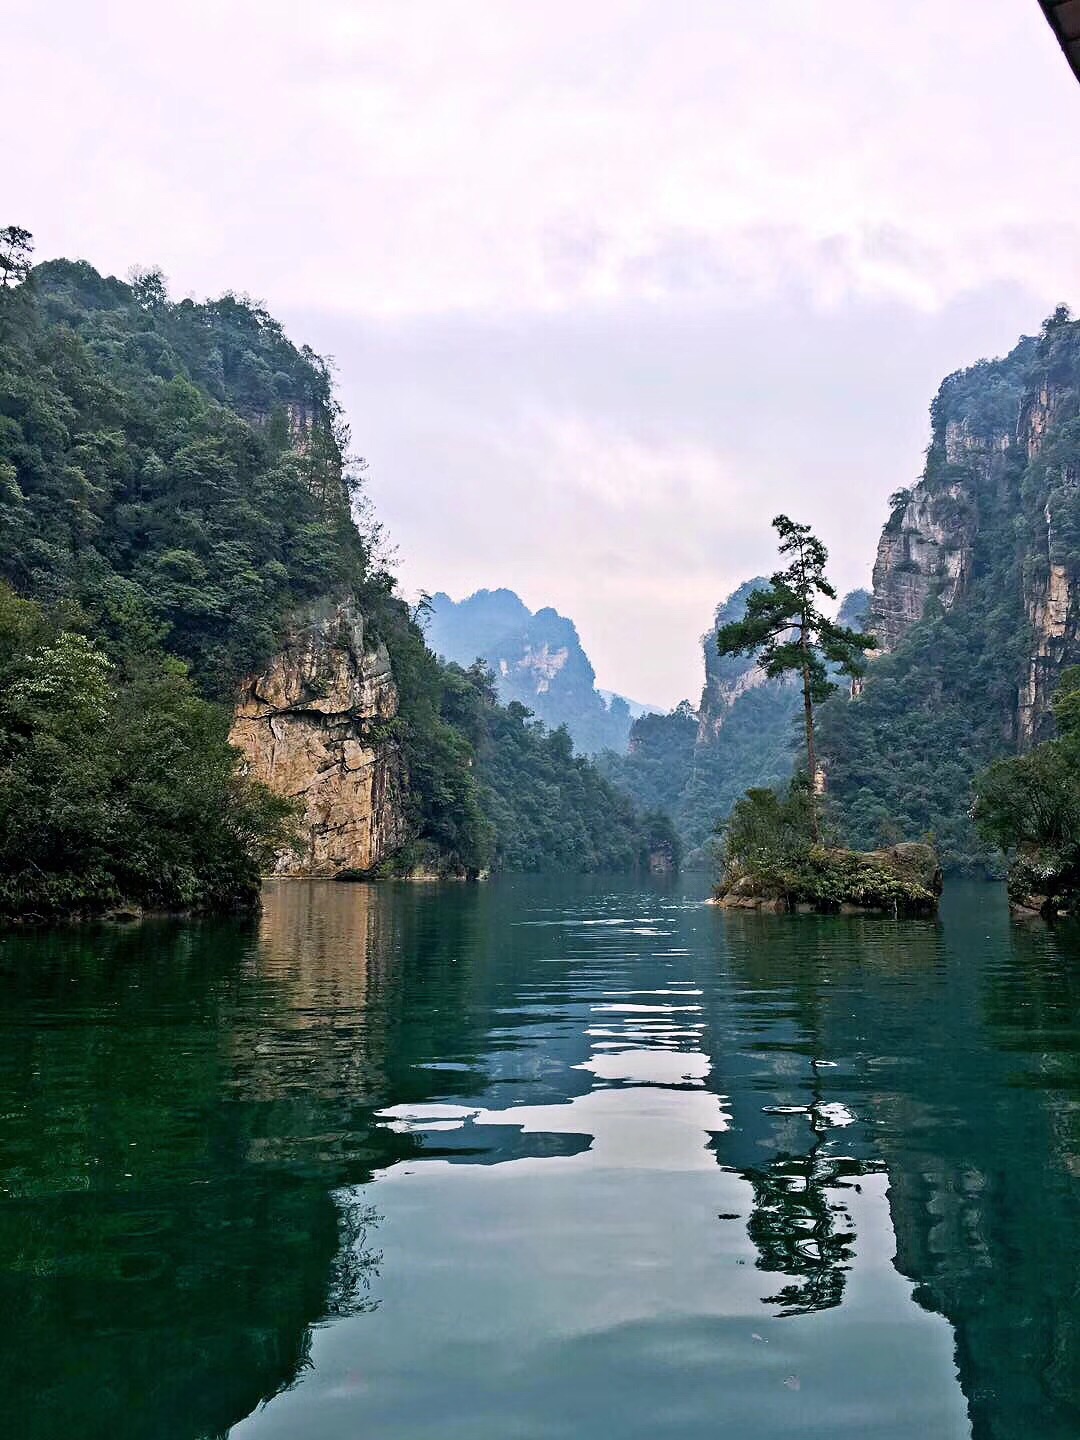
(229, 596, 408, 875)
(865, 321, 1080, 744)
(1019, 549, 1079, 746)
(868, 411, 1016, 655)
(1017, 381, 1080, 743)
(696, 578, 786, 742)
(869, 483, 978, 653)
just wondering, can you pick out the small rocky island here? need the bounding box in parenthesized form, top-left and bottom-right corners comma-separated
(715, 840, 943, 917)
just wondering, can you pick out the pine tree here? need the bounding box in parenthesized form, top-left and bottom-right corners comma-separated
(716, 515, 875, 839)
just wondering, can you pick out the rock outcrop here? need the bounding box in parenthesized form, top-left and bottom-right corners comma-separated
(229, 596, 408, 875)
(869, 483, 977, 654)
(1019, 552, 1078, 746)
(865, 323, 1080, 744)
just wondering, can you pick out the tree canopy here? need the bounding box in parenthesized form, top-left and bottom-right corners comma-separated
(974, 667, 1080, 912)
(0, 232, 664, 908)
(716, 516, 874, 837)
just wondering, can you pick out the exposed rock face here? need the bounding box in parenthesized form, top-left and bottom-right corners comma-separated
(1020, 380, 1073, 461)
(697, 578, 794, 743)
(1019, 554, 1078, 746)
(1018, 446, 1080, 741)
(869, 484, 977, 653)
(867, 354, 1025, 659)
(865, 323, 1080, 744)
(229, 596, 408, 875)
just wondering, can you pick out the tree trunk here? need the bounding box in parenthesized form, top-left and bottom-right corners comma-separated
(801, 651, 820, 843)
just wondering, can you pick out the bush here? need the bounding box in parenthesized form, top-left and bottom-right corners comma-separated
(715, 780, 940, 915)
(974, 667, 1080, 914)
(0, 588, 297, 918)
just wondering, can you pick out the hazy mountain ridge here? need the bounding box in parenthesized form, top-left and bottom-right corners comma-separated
(424, 588, 639, 754)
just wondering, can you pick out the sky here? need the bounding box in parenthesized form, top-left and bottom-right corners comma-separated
(7, 1, 1080, 706)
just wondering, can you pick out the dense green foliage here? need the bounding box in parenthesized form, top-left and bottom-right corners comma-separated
(602, 686, 800, 868)
(417, 664, 669, 873)
(818, 604, 1025, 871)
(0, 244, 357, 912)
(0, 240, 660, 904)
(715, 780, 940, 915)
(818, 321, 1059, 871)
(0, 252, 366, 694)
(974, 668, 1080, 913)
(0, 586, 295, 918)
(601, 703, 699, 821)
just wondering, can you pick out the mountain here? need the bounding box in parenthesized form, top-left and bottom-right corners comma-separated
(819, 308, 1080, 870)
(423, 588, 635, 754)
(601, 579, 874, 868)
(598, 688, 657, 720)
(0, 245, 660, 912)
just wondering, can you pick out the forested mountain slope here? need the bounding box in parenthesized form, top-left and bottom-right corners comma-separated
(0, 242, 657, 911)
(820, 309, 1080, 870)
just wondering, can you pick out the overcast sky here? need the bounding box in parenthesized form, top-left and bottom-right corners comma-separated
(8, 1, 1080, 705)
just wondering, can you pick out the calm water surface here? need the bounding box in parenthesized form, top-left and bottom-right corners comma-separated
(0, 877, 1077, 1439)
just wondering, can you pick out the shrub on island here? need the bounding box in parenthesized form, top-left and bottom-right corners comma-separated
(713, 783, 942, 917)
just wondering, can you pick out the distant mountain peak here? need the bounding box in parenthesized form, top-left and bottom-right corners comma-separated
(423, 588, 631, 754)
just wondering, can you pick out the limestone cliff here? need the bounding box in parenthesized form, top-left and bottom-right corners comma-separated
(1017, 383, 1080, 742)
(868, 412, 1014, 655)
(229, 596, 408, 875)
(869, 483, 977, 653)
(865, 320, 1080, 743)
(820, 313, 1080, 869)
(1019, 552, 1078, 746)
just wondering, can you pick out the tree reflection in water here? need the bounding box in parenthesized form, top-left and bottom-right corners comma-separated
(1, 879, 1078, 1440)
(744, 1145, 870, 1316)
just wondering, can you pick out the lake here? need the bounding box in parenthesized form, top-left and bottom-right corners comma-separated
(0, 877, 1076, 1439)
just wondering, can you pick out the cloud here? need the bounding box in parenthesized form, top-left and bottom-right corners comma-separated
(6, 0, 1079, 698)
(299, 279, 1043, 702)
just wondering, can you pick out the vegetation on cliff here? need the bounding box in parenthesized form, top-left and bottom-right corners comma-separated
(0, 586, 295, 918)
(820, 310, 1080, 871)
(394, 662, 677, 875)
(0, 233, 662, 907)
(974, 668, 1080, 916)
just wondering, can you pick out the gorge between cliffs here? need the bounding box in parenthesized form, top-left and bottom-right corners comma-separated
(1, 234, 1079, 1440)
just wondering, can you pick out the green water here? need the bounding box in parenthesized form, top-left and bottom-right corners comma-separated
(0, 878, 1077, 1440)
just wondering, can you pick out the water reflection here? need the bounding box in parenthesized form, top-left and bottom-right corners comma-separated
(0, 880, 1076, 1439)
(0, 919, 351, 1440)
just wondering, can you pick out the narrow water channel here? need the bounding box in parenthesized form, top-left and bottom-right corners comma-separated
(0, 878, 1076, 1439)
